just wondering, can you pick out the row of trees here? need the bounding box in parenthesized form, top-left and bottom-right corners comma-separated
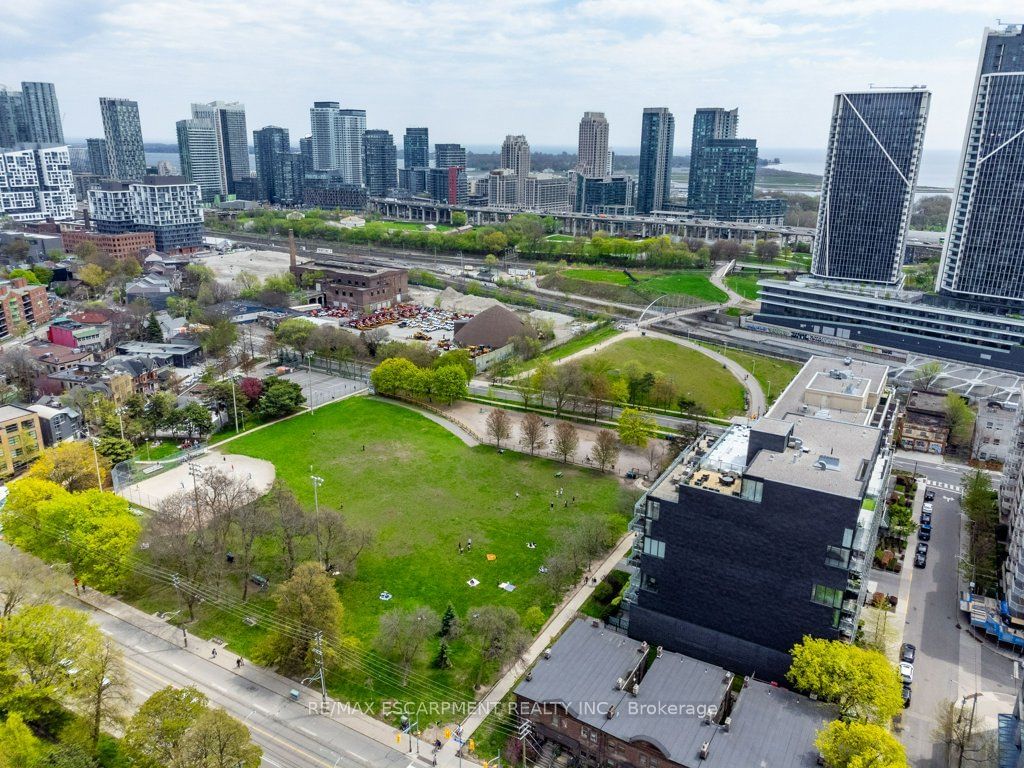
(0, 553, 261, 767)
(370, 357, 470, 404)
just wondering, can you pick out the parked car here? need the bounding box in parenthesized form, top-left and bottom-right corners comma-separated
(921, 511, 933, 525)
(922, 502, 934, 513)
(916, 543, 929, 557)
(899, 662, 914, 684)
(902, 683, 912, 708)
(900, 642, 916, 664)
(925, 490, 936, 502)
(914, 551, 927, 568)
(918, 524, 932, 541)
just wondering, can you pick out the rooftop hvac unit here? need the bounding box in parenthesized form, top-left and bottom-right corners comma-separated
(615, 677, 624, 690)
(700, 742, 710, 759)
(525, 670, 533, 682)
(606, 705, 616, 719)
(656, 646, 663, 657)
(631, 684, 639, 697)
(723, 717, 731, 732)
(704, 714, 712, 725)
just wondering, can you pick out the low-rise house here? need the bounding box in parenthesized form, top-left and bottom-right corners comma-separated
(514, 619, 833, 768)
(27, 400, 82, 445)
(103, 354, 168, 395)
(25, 341, 93, 374)
(125, 274, 174, 310)
(47, 316, 111, 353)
(114, 340, 202, 368)
(974, 401, 1017, 466)
(899, 390, 950, 454)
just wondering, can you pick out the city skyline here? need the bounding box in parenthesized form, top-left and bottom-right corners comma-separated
(0, 2, 1015, 153)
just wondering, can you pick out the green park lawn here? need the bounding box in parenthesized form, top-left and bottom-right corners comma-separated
(545, 324, 621, 362)
(380, 220, 452, 232)
(545, 234, 575, 242)
(583, 337, 747, 416)
(225, 396, 632, 706)
(133, 439, 183, 462)
(725, 272, 762, 301)
(560, 267, 727, 303)
(698, 342, 802, 406)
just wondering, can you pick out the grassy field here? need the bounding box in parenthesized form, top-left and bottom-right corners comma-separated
(545, 234, 575, 242)
(133, 439, 181, 462)
(544, 324, 621, 363)
(224, 397, 632, 706)
(583, 337, 747, 416)
(725, 272, 762, 301)
(698, 343, 802, 405)
(558, 267, 727, 304)
(380, 220, 452, 232)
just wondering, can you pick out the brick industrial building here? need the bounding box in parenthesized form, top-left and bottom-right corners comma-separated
(59, 227, 155, 261)
(287, 235, 407, 314)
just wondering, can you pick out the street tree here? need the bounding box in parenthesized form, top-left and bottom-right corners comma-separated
(274, 318, 316, 352)
(467, 606, 530, 686)
(75, 634, 130, 748)
(123, 686, 209, 768)
(486, 408, 513, 450)
(787, 637, 903, 725)
(259, 562, 344, 676)
(147, 490, 216, 620)
(0, 548, 58, 618)
(518, 412, 546, 455)
(552, 421, 579, 463)
(815, 720, 906, 768)
(913, 360, 943, 390)
(25, 441, 108, 491)
(590, 429, 620, 472)
(377, 606, 440, 683)
(617, 408, 657, 448)
(555, 517, 611, 573)
(171, 708, 262, 768)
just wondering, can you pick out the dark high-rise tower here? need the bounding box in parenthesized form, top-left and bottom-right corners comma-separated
(253, 126, 290, 202)
(938, 25, 1024, 305)
(403, 128, 429, 170)
(87, 138, 111, 178)
(811, 89, 930, 285)
(363, 129, 397, 196)
(0, 87, 27, 147)
(22, 82, 63, 144)
(435, 143, 466, 170)
(100, 97, 146, 181)
(636, 108, 674, 214)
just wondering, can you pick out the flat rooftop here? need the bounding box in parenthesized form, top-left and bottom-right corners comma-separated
(770, 355, 888, 427)
(297, 258, 404, 277)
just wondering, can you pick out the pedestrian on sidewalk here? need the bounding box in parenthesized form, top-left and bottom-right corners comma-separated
(211, 648, 218, 658)
(73, 577, 80, 595)
(236, 657, 243, 668)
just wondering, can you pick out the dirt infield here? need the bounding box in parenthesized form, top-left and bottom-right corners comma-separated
(117, 452, 276, 510)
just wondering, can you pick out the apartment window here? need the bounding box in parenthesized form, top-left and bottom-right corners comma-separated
(811, 584, 843, 609)
(825, 546, 851, 570)
(740, 478, 763, 503)
(4, 424, 16, 434)
(646, 499, 660, 519)
(581, 727, 598, 744)
(642, 538, 665, 559)
(641, 573, 659, 593)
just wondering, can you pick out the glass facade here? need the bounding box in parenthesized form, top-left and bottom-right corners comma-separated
(403, 128, 429, 170)
(253, 126, 290, 202)
(811, 90, 930, 285)
(434, 143, 466, 170)
(362, 129, 397, 197)
(100, 97, 146, 181)
(688, 138, 757, 219)
(636, 108, 674, 214)
(574, 174, 635, 215)
(940, 26, 1024, 303)
(22, 82, 63, 145)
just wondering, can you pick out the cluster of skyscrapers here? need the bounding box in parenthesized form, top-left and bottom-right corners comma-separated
(757, 24, 1024, 373)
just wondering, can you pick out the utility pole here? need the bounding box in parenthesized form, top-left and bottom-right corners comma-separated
(88, 434, 103, 489)
(229, 374, 240, 434)
(311, 631, 327, 705)
(306, 350, 315, 414)
(517, 719, 531, 768)
(188, 462, 204, 514)
(310, 471, 324, 566)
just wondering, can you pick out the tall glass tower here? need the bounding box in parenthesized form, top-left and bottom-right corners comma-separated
(938, 25, 1024, 306)
(253, 126, 290, 202)
(636, 108, 674, 214)
(22, 82, 63, 144)
(100, 97, 146, 181)
(363, 129, 397, 196)
(810, 89, 930, 285)
(403, 128, 429, 169)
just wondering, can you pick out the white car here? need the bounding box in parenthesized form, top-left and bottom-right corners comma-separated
(899, 662, 914, 684)
(922, 503, 933, 513)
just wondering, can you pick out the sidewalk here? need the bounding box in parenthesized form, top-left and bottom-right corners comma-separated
(435, 531, 635, 767)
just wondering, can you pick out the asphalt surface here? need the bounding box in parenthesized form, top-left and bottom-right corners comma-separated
(892, 457, 1017, 767)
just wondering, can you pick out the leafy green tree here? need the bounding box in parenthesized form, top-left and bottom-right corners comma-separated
(6, 268, 41, 285)
(198, 316, 237, 358)
(434, 640, 452, 669)
(274, 318, 316, 352)
(24, 439, 108, 492)
(945, 393, 975, 446)
(255, 379, 306, 420)
(123, 686, 209, 768)
(913, 361, 942, 390)
(467, 606, 530, 685)
(815, 720, 906, 768)
(432, 350, 476, 380)
(370, 357, 419, 396)
(143, 391, 179, 437)
(450, 211, 468, 226)
(617, 408, 656, 448)
(440, 603, 458, 638)
(171, 708, 261, 768)
(30, 265, 53, 285)
(523, 606, 546, 634)
(960, 470, 999, 592)
(258, 562, 343, 676)
(177, 401, 213, 439)
(144, 313, 163, 342)
(0, 712, 44, 768)
(95, 437, 133, 464)
(431, 366, 468, 404)
(787, 637, 903, 725)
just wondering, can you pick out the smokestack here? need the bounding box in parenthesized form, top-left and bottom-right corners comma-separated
(288, 229, 297, 270)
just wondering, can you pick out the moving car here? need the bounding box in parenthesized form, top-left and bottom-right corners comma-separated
(900, 643, 916, 664)
(899, 662, 914, 684)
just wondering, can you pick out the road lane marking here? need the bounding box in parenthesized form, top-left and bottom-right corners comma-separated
(123, 658, 339, 768)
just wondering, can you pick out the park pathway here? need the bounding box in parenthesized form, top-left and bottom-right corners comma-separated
(709, 259, 759, 309)
(513, 328, 767, 418)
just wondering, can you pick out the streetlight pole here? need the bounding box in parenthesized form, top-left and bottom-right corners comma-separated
(86, 432, 103, 489)
(311, 471, 324, 567)
(229, 374, 240, 434)
(306, 351, 315, 415)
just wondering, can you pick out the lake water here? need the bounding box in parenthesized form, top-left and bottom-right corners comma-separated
(762, 147, 959, 190)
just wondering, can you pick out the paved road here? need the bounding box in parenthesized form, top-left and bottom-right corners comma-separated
(66, 593, 411, 768)
(893, 460, 1017, 767)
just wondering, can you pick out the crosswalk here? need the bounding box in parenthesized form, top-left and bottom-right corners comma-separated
(927, 481, 962, 494)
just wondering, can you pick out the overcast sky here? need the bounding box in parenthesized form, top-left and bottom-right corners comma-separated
(0, 1, 1016, 152)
